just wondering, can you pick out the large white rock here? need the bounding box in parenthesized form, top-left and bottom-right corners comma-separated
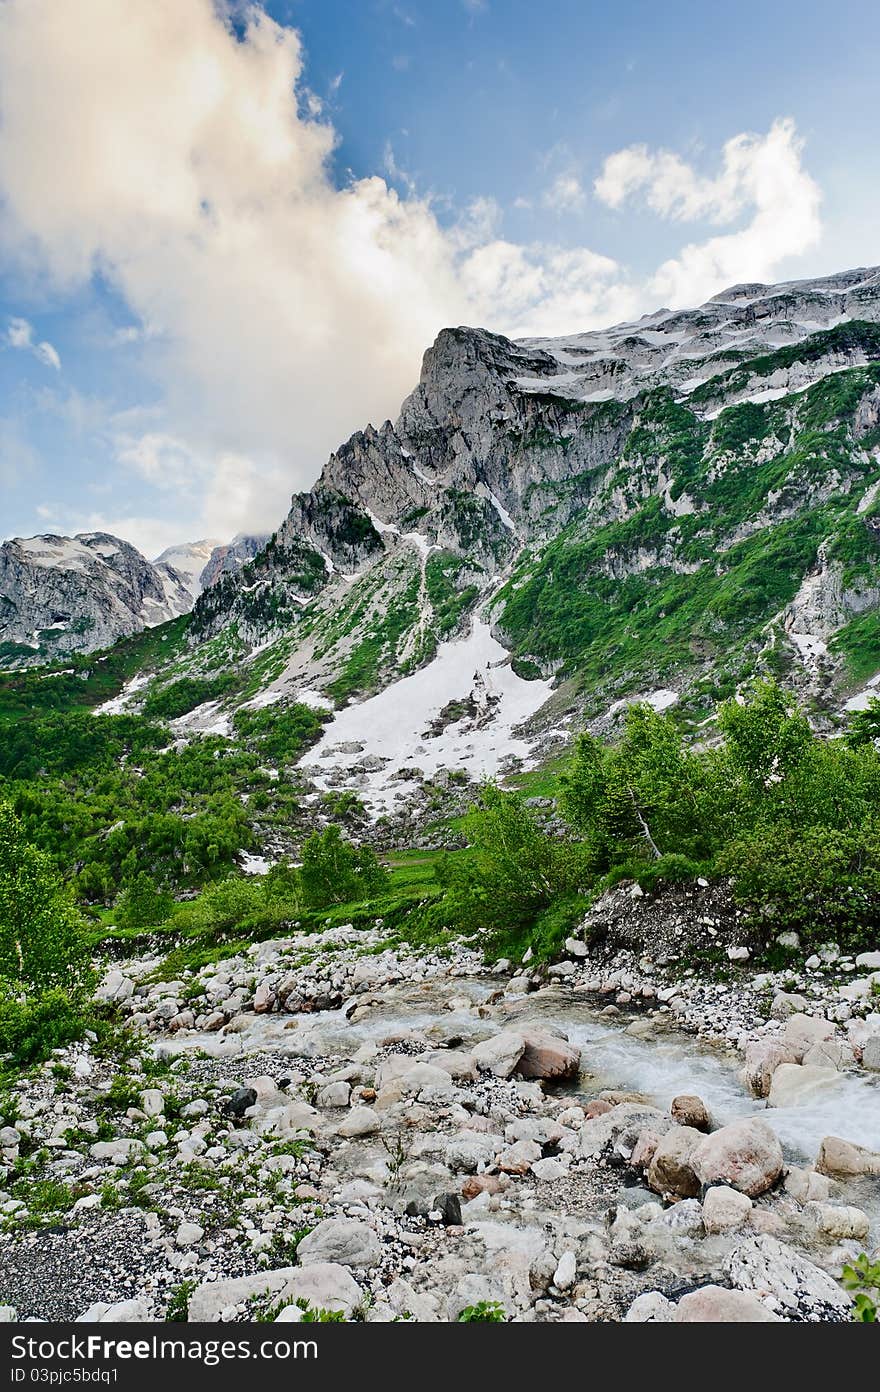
(673, 1285, 782, 1323)
(725, 1235, 851, 1320)
(783, 1013, 835, 1061)
(802, 1202, 870, 1242)
(701, 1185, 753, 1234)
(692, 1118, 784, 1196)
(188, 1264, 363, 1322)
(471, 1032, 526, 1078)
(740, 1039, 797, 1098)
(77, 1298, 153, 1322)
(296, 1218, 381, 1271)
(815, 1135, 880, 1178)
(767, 1063, 838, 1108)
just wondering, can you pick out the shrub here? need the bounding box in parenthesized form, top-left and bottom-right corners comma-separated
(299, 826, 388, 907)
(116, 872, 174, 929)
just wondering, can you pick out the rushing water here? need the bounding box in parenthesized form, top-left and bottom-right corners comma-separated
(166, 976, 880, 1176)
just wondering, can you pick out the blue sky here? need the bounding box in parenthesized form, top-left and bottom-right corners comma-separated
(0, 0, 878, 555)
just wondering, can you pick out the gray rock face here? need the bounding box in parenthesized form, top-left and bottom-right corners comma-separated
(724, 1235, 851, 1321)
(0, 531, 194, 665)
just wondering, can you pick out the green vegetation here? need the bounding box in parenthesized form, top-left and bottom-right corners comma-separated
(0, 801, 94, 1065)
(842, 1253, 880, 1322)
(425, 681, 880, 960)
(457, 1301, 506, 1322)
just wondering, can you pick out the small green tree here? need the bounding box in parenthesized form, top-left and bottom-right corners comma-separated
(0, 801, 93, 998)
(299, 826, 387, 907)
(844, 695, 880, 749)
(115, 871, 173, 929)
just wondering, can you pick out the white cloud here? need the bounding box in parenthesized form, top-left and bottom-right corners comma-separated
(595, 118, 822, 303)
(0, 3, 826, 546)
(5, 315, 61, 369)
(542, 173, 586, 215)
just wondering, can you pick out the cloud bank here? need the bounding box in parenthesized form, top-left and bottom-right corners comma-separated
(0, 0, 824, 544)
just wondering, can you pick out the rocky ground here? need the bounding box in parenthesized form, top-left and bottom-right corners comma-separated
(1, 884, 879, 1324)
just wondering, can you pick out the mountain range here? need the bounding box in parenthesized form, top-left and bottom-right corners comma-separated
(4, 263, 880, 818)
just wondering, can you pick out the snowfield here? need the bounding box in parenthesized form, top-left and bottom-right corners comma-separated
(300, 617, 553, 815)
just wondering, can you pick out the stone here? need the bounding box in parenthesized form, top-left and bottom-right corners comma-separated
(175, 1221, 204, 1248)
(189, 1265, 363, 1322)
(784, 1167, 834, 1204)
(253, 983, 275, 1013)
(430, 1192, 462, 1226)
(801, 1039, 855, 1070)
(624, 1292, 675, 1322)
(553, 1251, 577, 1291)
(727, 946, 750, 963)
(316, 1081, 351, 1108)
(670, 1094, 711, 1131)
(515, 1028, 581, 1082)
(446, 1131, 500, 1173)
(855, 950, 880, 970)
(89, 1138, 144, 1165)
(630, 1128, 661, 1170)
(564, 937, 588, 958)
(783, 1013, 835, 1061)
(647, 1125, 702, 1199)
(802, 1202, 870, 1242)
(548, 961, 575, 979)
(335, 1106, 380, 1138)
(673, 1286, 782, 1323)
(471, 1032, 526, 1078)
(497, 1139, 541, 1174)
(225, 1086, 257, 1118)
(692, 1117, 784, 1197)
(653, 1197, 704, 1238)
(530, 1156, 567, 1182)
(701, 1185, 753, 1233)
(460, 1174, 506, 1200)
(724, 1235, 851, 1320)
(425, 1050, 477, 1081)
(767, 1063, 838, 1109)
(374, 1058, 452, 1092)
(77, 1299, 153, 1323)
(770, 991, 808, 1020)
(297, 1219, 381, 1271)
(862, 1035, 880, 1071)
(815, 1135, 880, 1178)
(579, 1103, 668, 1161)
(139, 1089, 165, 1117)
(740, 1039, 798, 1098)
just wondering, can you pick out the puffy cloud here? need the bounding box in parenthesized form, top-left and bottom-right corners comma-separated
(0, 2, 825, 545)
(542, 173, 587, 215)
(5, 315, 61, 369)
(595, 118, 822, 303)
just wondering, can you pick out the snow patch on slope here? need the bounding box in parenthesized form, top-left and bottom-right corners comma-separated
(300, 618, 553, 814)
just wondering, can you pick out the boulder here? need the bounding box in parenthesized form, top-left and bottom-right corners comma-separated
(516, 1028, 581, 1082)
(446, 1130, 500, 1173)
(472, 1032, 526, 1078)
(692, 1117, 784, 1196)
(815, 1135, 880, 1178)
(335, 1106, 380, 1138)
(783, 1013, 835, 1061)
(783, 1166, 834, 1204)
(801, 1039, 855, 1070)
(670, 1094, 711, 1131)
(802, 1202, 870, 1242)
(701, 1185, 753, 1234)
(673, 1286, 782, 1322)
(770, 991, 808, 1020)
(296, 1219, 381, 1271)
(767, 1063, 838, 1109)
(189, 1264, 362, 1322)
(725, 1235, 851, 1321)
(862, 1035, 880, 1071)
(580, 1103, 669, 1161)
(740, 1039, 797, 1098)
(646, 1125, 703, 1199)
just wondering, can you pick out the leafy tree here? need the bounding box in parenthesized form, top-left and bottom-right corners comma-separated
(0, 801, 93, 998)
(844, 695, 880, 749)
(300, 826, 387, 907)
(432, 785, 592, 943)
(115, 871, 174, 929)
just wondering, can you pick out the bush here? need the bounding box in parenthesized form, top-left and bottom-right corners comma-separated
(719, 823, 880, 946)
(430, 786, 593, 954)
(299, 826, 388, 907)
(116, 872, 174, 929)
(0, 801, 93, 997)
(0, 989, 89, 1066)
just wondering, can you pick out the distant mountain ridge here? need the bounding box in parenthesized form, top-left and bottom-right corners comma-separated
(0, 531, 266, 666)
